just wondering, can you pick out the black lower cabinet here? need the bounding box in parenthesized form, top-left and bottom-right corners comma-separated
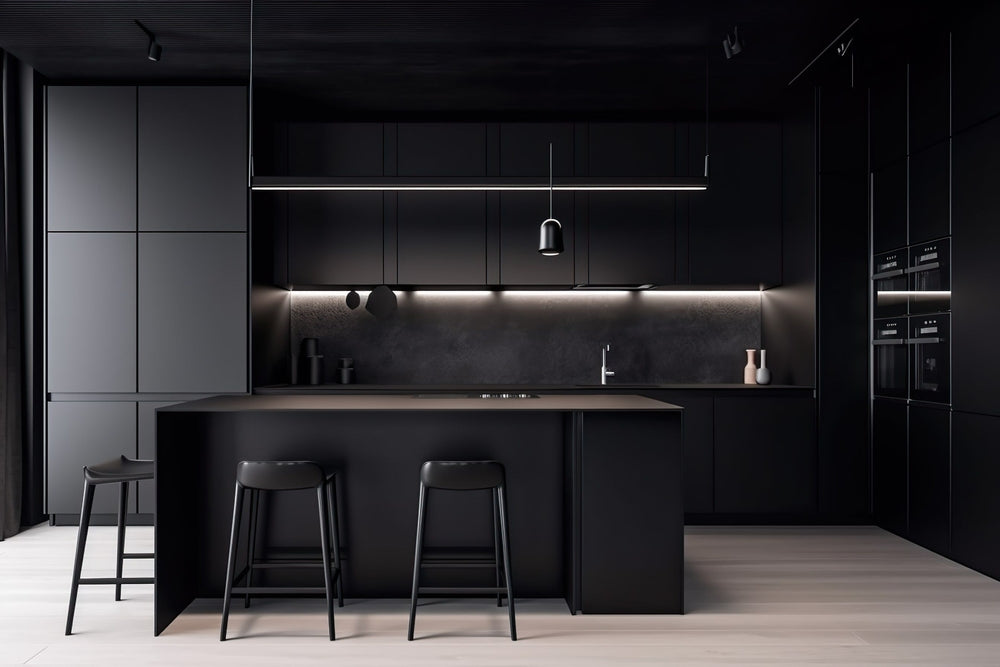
(952, 411, 1000, 579)
(872, 398, 908, 536)
(907, 404, 951, 555)
(713, 397, 817, 514)
(662, 393, 713, 514)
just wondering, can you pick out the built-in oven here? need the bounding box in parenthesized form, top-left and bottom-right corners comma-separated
(873, 250, 908, 318)
(909, 313, 950, 404)
(873, 317, 908, 398)
(907, 239, 951, 315)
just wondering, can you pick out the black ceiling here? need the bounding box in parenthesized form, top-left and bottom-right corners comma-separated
(0, 1, 928, 118)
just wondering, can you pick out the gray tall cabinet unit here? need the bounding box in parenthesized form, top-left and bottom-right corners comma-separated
(46, 86, 247, 520)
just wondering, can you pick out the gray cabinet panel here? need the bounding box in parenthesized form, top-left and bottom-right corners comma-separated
(137, 401, 179, 514)
(47, 86, 136, 231)
(138, 233, 247, 392)
(47, 401, 137, 515)
(47, 233, 136, 392)
(138, 87, 246, 231)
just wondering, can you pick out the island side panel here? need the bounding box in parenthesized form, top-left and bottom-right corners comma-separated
(181, 410, 564, 598)
(580, 410, 684, 613)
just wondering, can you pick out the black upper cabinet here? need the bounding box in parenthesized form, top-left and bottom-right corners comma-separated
(952, 411, 1000, 580)
(588, 123, 675, 176)
(872, 398, 908, 536)
(138, 87, 246, 231)
(397, 192, 486, 285)
(953, 5, 1000, 132)
(714, 396, 817, 514)
(587, 193, 674, 285)
(870, 62, 908, 170)
(288, 193, 384, 287)
(908, 141, 950, 244)
(47, 86, 137, 231)
(287, 122, 383, 176)
(499, 123, 574, 176)
(909, 32, 951, 153)
(397, 123, 487, 176)
(688, 122, 781, 286)
(499, 192, 575, 285)
(908, 404, 951, 556)
(872, 161, 908, 253)
(952, 116, 1000, 417)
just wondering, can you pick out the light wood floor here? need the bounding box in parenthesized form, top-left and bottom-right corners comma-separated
(3, 524, 1000, 664)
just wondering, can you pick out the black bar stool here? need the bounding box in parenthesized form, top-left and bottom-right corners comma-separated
(220, 460, 343, 641)
(65, 455, 155, 636)
(408, 460, 515, 641)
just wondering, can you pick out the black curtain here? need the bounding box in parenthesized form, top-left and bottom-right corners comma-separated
(0, 49, 25, 540)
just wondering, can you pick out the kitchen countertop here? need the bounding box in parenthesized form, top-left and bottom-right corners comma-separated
(161, 393, 681, 412)
(255, 383, 813, 394)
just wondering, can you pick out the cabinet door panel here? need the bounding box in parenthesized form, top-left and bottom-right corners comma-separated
(47, 86, 136, 231)
(397, 192, 486, 285)
(872, 161, 908, 253)
(47, 233, 136, 392)
(288, 192, 384, 286)
(137, 401, 180, 515)
(397, 123, 486, 176)
(588, 193, 674, 285)
(908, 405, 950, 555)
(287, 122, 383, 176)
(588, 123, 675, 176)
(952, 116, 1000, 416)
(499, 192, 574, 285)
(908, 141, 950, 245)
(952, 411, 1000, 579)
(47, 401, 137, 515)
(138, 87, 246, 231)
(657, 392, 714, 514)
(953, 5, 1000, 132)
(689, 123, 781, 286)
(909, 32, 951, 153)
(714, 397, 817, 514)
(870, 63, 908, 170)
(138, 233, 247, 392)
(873, 399, 908, 535)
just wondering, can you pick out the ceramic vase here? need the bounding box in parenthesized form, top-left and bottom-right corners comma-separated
(755, 349, 771, 385)
(744, 349, 757, 385)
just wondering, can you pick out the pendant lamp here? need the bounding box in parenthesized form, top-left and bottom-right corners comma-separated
(538, 143, 564, 256)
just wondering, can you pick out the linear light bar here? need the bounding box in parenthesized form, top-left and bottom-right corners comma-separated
(251, 177, 708, 192)
(876, 291, 951, 296)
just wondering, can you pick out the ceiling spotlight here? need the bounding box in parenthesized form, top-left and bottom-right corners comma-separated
(722, 26, 743, 59)
(134, 20, 161, 62)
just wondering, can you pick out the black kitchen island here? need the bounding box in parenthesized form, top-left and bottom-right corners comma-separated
(153, 394, 683, 635)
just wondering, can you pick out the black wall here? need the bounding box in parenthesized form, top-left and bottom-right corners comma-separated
(287, 291, 761, 385)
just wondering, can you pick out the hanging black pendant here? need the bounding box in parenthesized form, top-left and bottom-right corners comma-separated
(538, 218, 564, 256)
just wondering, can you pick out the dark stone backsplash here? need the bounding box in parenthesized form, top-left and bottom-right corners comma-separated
(290, 291, 761, 385)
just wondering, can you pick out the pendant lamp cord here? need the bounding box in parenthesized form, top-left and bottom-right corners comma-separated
(548, 142, 554, 219)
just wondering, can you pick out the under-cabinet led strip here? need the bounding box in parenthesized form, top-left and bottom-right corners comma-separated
(252, 185, 707, 191)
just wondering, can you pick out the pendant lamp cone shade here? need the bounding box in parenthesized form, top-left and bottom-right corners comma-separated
(539, 218, 564, 255)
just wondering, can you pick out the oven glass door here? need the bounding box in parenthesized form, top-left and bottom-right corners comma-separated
(908, 239, 951, 315)
(909, 314, 950, 404)
(874, 250, 908, 318)
(874, 317, 908, 398)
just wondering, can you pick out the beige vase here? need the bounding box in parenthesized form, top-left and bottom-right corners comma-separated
(744, 349, 757, 385)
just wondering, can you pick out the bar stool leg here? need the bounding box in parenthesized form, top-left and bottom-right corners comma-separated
(244, 489, 259, 608)
(493, 488, 502, 607)
(316, 485, 336, 641)
(326, 475, 344, 607)
(220, 482, 245, 641)
(497, 483, 516, 641)
(115, 481, 129, 601)
(407, 482, 428, 641)
(66, 480, 96, 636)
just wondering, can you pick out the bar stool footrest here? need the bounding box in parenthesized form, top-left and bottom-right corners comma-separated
(231, 586, 333, 595)
(418, 587, 509, 595)
(79, 577, 155, 585)
(123, 552, 154, 559)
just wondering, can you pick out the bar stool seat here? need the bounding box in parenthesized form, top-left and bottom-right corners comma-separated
(408, 460, 516, 641)
(66, 455, 155, 636)
(220, 460, 343, 641)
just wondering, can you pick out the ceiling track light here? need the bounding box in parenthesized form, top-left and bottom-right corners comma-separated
(722, 26, 743, 59)
(134, 20, 161, 62)
(538, 143, 564, 256)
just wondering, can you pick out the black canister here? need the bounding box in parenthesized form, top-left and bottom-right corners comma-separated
(337, 357, 354, 384)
